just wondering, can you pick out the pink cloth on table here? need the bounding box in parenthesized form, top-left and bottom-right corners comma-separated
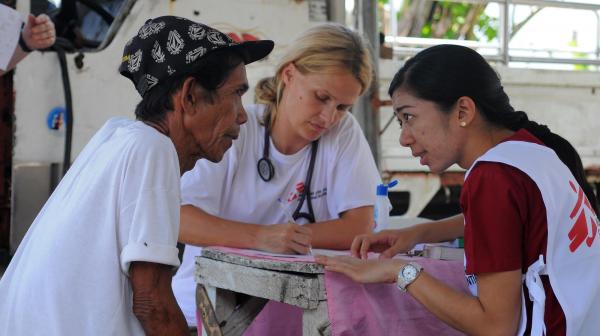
(209, 246, 315, 263)
(325, 256, 469, 336)
(197, 247, 468, 336)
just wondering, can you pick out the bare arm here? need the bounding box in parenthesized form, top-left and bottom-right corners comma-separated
(307, 205, 373, 249)
(316, 256, 522, 336)
(1, 14, 55, 76)
(351, 214, 465, 259)
(409, 270, 522, 335)
(179, 205, 264, 248)
(179, 204, 373, 253)
(410, 214, 464, 244)
(130, 261, 188, 335)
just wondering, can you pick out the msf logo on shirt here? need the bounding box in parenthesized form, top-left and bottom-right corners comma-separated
(287, 182, 327, 202)
(568, 180, 599, 252)
(288, 182, 306, 202)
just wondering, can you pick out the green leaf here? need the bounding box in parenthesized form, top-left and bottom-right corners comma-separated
(421, 24, 432, 37)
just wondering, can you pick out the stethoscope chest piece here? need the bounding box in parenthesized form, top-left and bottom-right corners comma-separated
(257, 157, 275, 182)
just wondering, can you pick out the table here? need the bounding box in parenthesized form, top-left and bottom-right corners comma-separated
(194, 247, 468, 336)
(195, 247, 329, 336)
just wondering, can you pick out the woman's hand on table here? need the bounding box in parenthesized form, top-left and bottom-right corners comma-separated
(315, 255, 405, 284)
(256, 223, 313, 254)
(351, 227, 423, 260)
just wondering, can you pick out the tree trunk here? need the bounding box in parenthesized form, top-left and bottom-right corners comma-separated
(397, 0, 434, 37)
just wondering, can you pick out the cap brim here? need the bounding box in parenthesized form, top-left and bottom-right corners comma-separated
(231, 40, 274, 65)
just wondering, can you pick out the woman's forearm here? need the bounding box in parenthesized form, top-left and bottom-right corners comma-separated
(310, 206, 374, 249)
(415, 214, 464, 244)
(178, 205, 262, 248)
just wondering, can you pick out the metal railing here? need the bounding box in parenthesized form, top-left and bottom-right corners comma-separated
(384, 0, 600, 68)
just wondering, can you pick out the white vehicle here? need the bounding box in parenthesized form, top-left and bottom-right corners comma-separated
(1, 0, 599, 258)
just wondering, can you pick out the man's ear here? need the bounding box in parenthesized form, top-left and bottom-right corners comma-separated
(178, 77, 198, 116)
(456, 96, 477, 127)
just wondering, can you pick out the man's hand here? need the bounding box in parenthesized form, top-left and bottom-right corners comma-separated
(256, 223, 313, 254)
(130, 261, 188, 336)
(21, 14, 56, 51)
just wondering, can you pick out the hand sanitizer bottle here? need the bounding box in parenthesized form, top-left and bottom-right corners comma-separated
(374, 180, 397, 232)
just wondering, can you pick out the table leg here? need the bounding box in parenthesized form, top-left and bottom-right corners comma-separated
(302, 300, 331, 336)
(196, 284, 223, 336)
(197, 284, 268, 336)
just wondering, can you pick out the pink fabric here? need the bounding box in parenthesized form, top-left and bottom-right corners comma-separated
(209, 246, 315, 263)
(195, 301, 302, 336)
(198, 247, 468, 336)
(325, 256, 469, 336)
(243, 301, 302, 336)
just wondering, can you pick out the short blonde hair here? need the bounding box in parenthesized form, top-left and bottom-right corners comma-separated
(255, 23, 373, 126)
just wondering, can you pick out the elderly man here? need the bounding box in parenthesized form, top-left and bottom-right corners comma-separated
(0, 16, 273, 335)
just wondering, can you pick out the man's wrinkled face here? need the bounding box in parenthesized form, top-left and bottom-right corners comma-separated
(181, 63, 249, 171)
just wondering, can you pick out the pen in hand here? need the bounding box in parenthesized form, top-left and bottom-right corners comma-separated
(277, 198, 313, 255)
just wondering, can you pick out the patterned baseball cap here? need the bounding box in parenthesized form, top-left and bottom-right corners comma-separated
(119, 16, 274, 96)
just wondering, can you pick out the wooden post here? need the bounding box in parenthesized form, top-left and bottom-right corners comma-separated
(302, 299, 331, 336)
(196, 284, 223, 336)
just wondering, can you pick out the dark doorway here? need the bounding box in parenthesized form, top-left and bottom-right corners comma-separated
(0, 2, 15, 266)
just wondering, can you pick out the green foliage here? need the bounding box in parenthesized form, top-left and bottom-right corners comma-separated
(478, 12, 498, 41)
(432, 2, 496, 41)
(382, 0, 498, 42)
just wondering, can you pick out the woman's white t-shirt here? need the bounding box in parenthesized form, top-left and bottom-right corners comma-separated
(172, 104, 383, 325)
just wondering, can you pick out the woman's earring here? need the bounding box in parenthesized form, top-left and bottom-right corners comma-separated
(459, 121, 467, 127)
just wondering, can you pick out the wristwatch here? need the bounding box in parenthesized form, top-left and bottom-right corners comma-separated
(396, 261, 423, 292)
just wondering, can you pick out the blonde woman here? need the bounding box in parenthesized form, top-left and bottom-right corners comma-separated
(172, 23, 385, 333)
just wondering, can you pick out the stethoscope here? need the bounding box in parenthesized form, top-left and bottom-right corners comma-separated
(257, 115, 318, 223)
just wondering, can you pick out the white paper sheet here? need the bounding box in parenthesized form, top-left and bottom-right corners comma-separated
(0, 4, 23, 71)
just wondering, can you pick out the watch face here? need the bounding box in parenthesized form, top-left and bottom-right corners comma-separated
(402, 265, 417, 281)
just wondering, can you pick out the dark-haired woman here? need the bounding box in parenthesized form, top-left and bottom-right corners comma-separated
(317, 44, 600, 336)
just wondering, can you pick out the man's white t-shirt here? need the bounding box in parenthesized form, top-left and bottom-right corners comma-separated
(172, 104, 383, 326)
(0, 118, 182, 335)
